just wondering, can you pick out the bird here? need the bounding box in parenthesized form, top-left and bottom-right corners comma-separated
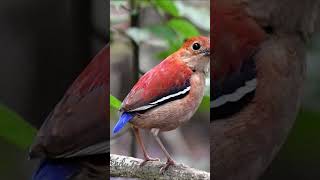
(211, 1, 307, 180)
(29, 45, 109, 180)
(113, 36, 210, 172)
(211, 0, 266, 120)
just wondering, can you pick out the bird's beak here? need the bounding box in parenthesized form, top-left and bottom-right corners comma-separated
(201, 48, 210, 57)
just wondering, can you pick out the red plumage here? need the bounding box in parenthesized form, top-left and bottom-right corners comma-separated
(122, 54, 193, 111)
(68, 45, 109, 96)
(122, 36, 209, 112)
(212, 1, 266, 80)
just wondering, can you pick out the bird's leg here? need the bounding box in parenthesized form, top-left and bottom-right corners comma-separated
(132, 126, 159, 166)
(151, 128, 176, 173)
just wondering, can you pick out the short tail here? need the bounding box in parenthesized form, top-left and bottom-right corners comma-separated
(113, 112, 134, 134)
(32, 160, 79, 180)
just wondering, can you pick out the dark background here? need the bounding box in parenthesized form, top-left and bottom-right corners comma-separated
(0, 0, 108, 179)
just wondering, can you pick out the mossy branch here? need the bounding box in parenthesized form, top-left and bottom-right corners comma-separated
(110, 154, 210, 180)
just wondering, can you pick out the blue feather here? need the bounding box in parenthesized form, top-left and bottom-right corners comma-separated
(113, 112, 134, 134)
(32, 160, 79, 180)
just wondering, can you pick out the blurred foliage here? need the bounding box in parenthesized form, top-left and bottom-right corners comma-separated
(270, 109, 320, 169)
(111, 0, 209, 58)
(174, 1, 210, 31)
(0, 103, 36, 150)
(126, 27, 151, 44)
(110, 95, 122, 109)
(167, 18, 200, 38)
(152, 0, 179, 17)
(127, 0, 204, 59)
(284, 109, 320, 159)
(198, 95, 210, 113)
(261, 109, 320, 179)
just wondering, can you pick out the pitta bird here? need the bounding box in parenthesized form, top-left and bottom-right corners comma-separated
(113, 36, 210, 172)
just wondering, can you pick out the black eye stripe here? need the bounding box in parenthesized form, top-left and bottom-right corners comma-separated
(192, 43, 201, 50)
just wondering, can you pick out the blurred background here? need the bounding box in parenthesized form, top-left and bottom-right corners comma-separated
(109, 0, 210, 177)
(0, 0, 108, 179)
(260, 34, 320, 180)
(0, 0, 320, 179)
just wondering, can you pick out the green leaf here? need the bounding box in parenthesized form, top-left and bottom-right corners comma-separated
(167, 18, 200, 39)
(110, 95, 122, 109)
(146, 25, 183, 60)
(147, 25, 176, 41)
(0, 103, 36, 150)
(153, 0, 179, 17)
(198, 95, 210, 112)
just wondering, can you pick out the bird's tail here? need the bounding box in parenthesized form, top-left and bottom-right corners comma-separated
(32, 160, 79, 180)
(113, 112, 134, 134)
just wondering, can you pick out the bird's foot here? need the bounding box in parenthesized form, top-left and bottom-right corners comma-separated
(160, 159, 175, 174)
(140, 156, 160, 166)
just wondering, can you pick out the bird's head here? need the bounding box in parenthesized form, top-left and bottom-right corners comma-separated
(176, 36, 210, 74)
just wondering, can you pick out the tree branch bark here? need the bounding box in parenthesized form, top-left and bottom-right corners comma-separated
(110, 154, 210, 180)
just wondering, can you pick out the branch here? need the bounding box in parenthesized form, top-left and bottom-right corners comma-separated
(110, 154, 210, 180)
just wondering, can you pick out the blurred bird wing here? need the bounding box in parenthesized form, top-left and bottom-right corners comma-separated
(55, 141, 109, 158)
(122, 58, 193, 112)
(212, 2, 266, 81)
(30, 45, 109, 159)
(211, 2, 266, 120)
(212, 56, 257, 107)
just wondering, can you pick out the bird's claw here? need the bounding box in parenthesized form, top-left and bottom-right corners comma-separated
(140, 156, 160, 166)
(160, 159, 175, 174)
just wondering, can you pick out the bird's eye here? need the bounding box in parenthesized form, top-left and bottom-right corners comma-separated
(192, 43, 201, 50)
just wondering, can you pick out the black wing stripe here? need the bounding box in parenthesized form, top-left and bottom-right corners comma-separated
(129, 85, 191, 112)
(211, 56, 257, 120)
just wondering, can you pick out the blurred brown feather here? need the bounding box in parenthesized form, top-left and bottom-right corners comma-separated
(30, 45, 109, 159)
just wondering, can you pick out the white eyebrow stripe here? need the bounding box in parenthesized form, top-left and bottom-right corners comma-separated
(129, 86, 191, 112)
(211, 79, 257, 108)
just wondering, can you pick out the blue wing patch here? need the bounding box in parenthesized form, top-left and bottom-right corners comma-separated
(113, 112, 134, 134)
(32, 160, 79, 180)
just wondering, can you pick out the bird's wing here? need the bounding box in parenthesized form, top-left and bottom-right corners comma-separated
(30, 45, 109, 159)
(211, 2, 266, 120)
(122, 58, 193, 112)
(211, 57, 257, 120)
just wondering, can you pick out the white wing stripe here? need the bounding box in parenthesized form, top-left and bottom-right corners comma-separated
(55, 141, 109, 158)
(129, 86, 191, 112)
(129, 104, 156, 112)
(211, 79, 257, 108)
(150, 86, 191, 105)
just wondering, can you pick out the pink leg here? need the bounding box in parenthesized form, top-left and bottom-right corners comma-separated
(151, 128, 176, 173)
(133, 127, 159, 166)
